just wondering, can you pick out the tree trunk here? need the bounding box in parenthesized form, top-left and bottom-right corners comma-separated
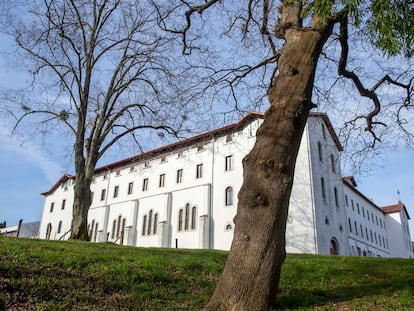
(204, 28, 331, 311)
(70, 174, 92, 240)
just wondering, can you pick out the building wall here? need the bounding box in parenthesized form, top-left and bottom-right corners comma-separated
(343, 184, 390, 257)
(38, 113, 412, 258)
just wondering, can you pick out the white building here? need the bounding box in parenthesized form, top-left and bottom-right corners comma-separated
(38, 112, 413, 258)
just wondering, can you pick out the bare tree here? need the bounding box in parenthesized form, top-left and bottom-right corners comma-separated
(151, 1, 413, 310)
(0, 0, 205, 240)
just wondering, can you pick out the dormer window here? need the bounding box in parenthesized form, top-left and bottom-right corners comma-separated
(144, 160, 150, 168)
(160, 156, 166, 163)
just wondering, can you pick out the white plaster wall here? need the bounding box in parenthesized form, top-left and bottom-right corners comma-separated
(343, 184, 389, 257)
(39, 181, 74, 240)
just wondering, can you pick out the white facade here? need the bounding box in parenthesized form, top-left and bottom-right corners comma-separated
(39, 112, 413, 258)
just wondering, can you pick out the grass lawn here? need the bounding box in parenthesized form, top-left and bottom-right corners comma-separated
(1, 237, 413, 310)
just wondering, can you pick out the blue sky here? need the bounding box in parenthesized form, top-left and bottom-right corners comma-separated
(0, 31, 413, 241)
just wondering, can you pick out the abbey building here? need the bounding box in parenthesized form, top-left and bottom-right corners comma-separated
(39, 112, 413, 258)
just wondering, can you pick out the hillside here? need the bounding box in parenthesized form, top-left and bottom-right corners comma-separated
(1, 237, 413, 310)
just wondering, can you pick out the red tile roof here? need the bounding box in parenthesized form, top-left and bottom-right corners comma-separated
(382, 201, 411, 219)
(41, 112, 342, 196)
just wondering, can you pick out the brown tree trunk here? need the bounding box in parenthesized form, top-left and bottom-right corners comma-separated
(70, 174, 92, 240)
(204, 28, 331, 311)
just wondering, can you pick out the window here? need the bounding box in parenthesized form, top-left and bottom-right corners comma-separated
(345, 195, 348, 207)
(148, 210, 153, 235)
(354, 221, 358, 235)
(225, 223, 233, 231)
(196, 164, 203, 179)
(144, 160, 150, 168)
(334, 187, 338, 207)
(191, 206, 197, 230)
(226, 134, 233, 143)
(93, 222, 98, 242)
(178, 209, 183, 231)
(129, 165, 135, 172)
(100, 189, 106, 201)
(362, 207, 365, 218)
(111, 219, 116, 239)
(348, 218, 352, 232)
(177, 151, 184, 158)
(57, 221, 62, 234)
(197, 145, 204, 152)
(160, 156, 166, 162)
(178, 204, 197, 231)
(61, 199, 66, 210)
(367, 211, 370, 220)
(115, 170, 121, 176)
(184, 204, 190, 230)
(142, 178, 149, 191)
(360, 224, 364, 238)
(351, 200, 354, 211)
(50, 202, 55, 213)
(103, 174, 107, 180)
(127, 182, 134, 195)
(113, 186, 119, 198)
(176, 169, 183, 183)
(153, 213, 158, 234)
(365, 228, 369, 240)
(225, 155, 234, 171)
(225, 187, 233, 206)
(142, 215, 147, 235)
(318, 142, 323, 162)
(121, 218, 126, 235)
(330, 154, 336, 173)
(159, 174, 165, 187)
(321, 177, 326, 199)
(357, 203, 360, 214)
(116, 215, 121, 238)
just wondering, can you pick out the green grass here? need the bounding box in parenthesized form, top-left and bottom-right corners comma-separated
(1, 237, 413, 310)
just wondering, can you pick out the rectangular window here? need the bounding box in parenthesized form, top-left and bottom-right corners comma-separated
(113, 185, 119, 198)
(226, 134, 233, 143)
(127, 182, 134, 195)
(144, 160, 150, 168)
(159, 174, 165, 187)
(345, 195, 348, 207)
(160, 156, 166, 162)
(142, 178, 149, 191)
(196, 164, 203, 179)
(225, 155, 233, 171)
(177, 151, 184, 158)
(115, 170, 121, 176)
(50, 202, 54, 213)
(176, 169, 183, 183)
(61, 199, 66, 210)
(100, 189, 106, 201)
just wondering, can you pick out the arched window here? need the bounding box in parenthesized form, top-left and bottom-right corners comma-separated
(178, 209, 183, 231)
(116, 215, 122, 238)
(93, 222, 99, 242)
(321, 177, 326, 199)
(142, 215, 147, 235)
(46, 223, 52, 239)
(57, 221, 62, 234)
(225, 187, 233, 206)
(111, 219, 116, 239)
(148, 210, 153, 235)
(191, 206, 197, 230)
(184, 204, 190, 230)
(225, 223, 233, 231)
(153, 213, 158, 234)
(122, 218, 126, 234)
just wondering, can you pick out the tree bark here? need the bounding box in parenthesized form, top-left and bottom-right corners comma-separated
(204, 27, 332, 311)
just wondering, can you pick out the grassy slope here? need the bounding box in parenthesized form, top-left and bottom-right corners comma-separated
(0, 237, 413, 310)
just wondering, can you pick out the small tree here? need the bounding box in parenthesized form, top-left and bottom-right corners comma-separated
(151, 1, 413, 310)
(1, 0, 201, 240)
